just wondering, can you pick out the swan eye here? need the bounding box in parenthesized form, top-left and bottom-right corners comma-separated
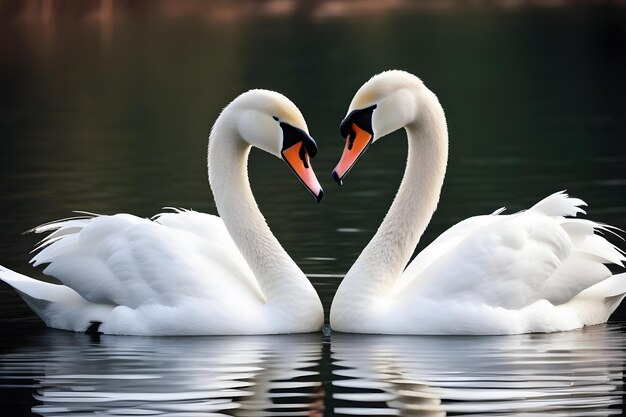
(272, 116, 279, 121)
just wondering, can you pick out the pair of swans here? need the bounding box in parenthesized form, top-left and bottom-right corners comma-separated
(1, 70, 624, 335)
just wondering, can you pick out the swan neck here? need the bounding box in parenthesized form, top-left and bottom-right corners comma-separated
(340, 90, 448, 300)
(207, 120, 314, 305)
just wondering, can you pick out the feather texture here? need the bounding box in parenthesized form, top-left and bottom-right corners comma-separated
(0, 90, 324, 335)
(330, 70, 626, 334)
(1, 211, 293, 335)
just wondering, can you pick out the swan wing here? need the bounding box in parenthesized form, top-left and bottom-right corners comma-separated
(392, 213, 502, 298)
(28, 211, 264, 309)
(395, 192, 625, 309)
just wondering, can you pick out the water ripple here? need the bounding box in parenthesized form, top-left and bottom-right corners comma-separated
(331, 324, 626, 416)
(0, 330, 324, 416)
(2, 324, 626, 416)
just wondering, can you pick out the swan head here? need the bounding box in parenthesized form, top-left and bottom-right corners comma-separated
(227, 89, 323, 202)
(332, 70, 423, 185)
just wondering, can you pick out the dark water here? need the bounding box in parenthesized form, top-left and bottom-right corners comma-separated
(1, 320, 626, 416)
(1, 1, 626, 415)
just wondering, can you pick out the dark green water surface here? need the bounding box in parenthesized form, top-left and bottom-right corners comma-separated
(1, 2, 626, 415)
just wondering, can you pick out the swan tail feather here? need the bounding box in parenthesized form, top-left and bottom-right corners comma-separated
(569, 273, 626, 326)
(560, 218, 626, 266)
(0, 265, 109, 332)
(588, 273, 626, 299)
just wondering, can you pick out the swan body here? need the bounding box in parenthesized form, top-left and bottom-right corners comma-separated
(330, 70, 626, 335)
(0, 90, 324, 335)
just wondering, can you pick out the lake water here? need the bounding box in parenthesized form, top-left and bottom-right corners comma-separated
(1, 1, 626, 415)
(1, 321, 626, 416)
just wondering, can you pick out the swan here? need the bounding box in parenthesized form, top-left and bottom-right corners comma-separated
(0, 89, 325, 336)
(330, 70, 626, 335)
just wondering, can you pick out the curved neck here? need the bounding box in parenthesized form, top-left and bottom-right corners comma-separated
(207, 119, 316, 305)
(341, 90, 448, 299)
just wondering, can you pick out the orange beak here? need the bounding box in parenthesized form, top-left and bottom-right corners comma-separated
(282, 142, 324, 202)
(332, 123, 372, 185)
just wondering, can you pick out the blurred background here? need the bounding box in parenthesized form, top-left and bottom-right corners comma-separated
(2, 2, 626, 416)
(1, 0, 626, 322)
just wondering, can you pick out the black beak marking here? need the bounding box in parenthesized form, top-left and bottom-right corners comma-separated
(316, 188, 324, 203)
(280, 122, 317, 158)
(332, 170, 342, 186)
(339, 104, 377, 140)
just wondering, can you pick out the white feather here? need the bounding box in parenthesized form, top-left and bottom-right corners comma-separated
(330, 71, 626, 334)
(0, 90, 324, 335)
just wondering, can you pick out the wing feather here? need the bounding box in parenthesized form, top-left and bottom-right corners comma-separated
(28, 211, 264, 309)
(395, 192, 625, 310)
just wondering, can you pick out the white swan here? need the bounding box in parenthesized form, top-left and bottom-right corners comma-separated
(330, 70, 626, 335)
(0, 89, 325, 335)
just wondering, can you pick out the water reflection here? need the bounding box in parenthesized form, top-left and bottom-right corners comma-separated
(332, 324, 625, 416)
(2, 323, 626, 416)
(1, 1, 626, 415)
(0, 330, 324, 416)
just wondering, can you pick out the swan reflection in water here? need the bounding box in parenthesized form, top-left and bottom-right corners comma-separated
(0, 330, 324, 416)
(332, 324, 626, 416)
(2, 324, 626, 416)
